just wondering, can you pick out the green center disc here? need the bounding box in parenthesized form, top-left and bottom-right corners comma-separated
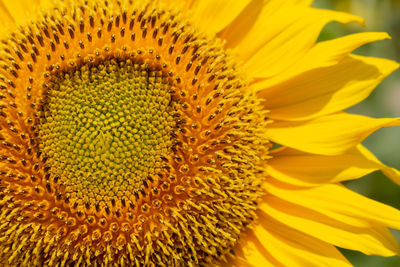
(39, 59, 175, 203)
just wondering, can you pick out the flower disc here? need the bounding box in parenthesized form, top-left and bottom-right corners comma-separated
(40, 59, 177, 205)
(0, 0, 270, 265)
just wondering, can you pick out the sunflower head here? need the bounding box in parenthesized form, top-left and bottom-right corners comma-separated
(0, 0, 271, 265)
(1, 0, 400, 266)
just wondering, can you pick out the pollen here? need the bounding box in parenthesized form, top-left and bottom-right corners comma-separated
(0, 0, 270, 266)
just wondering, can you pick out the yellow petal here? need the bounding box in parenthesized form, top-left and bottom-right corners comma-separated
(39, 0, 55, 9)
(267, 145, 397, 186)
(287, 32, 391, 79)
(162, 0, 195, 10)
(251, 210, 352, 266)
(264, 180, 400, 228)
(257, 54, 399, 121)
(190, 0, 251, 36)
(0, 1, 27, 24)
(267, 0, 313, 6)
(236, 6, 363, 78)
(285, 0, 313, 4)
(219, 0, 312, 47)
(254, 32, 391, 92)
(218, 0, 266, 48)
(0, 0, 39, 23)
(260, 195, 400, 256)
(0, 0, 44, 38)
(0, 1, 16, 37)
(267, 112, 399, 155)
(234, 231, 280, 267)
(357, 144, 400, 186)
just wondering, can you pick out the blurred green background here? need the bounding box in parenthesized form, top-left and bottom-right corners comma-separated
(313, 0, 400, 266)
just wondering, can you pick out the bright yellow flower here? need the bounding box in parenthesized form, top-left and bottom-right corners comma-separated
(0, 0, 399, 266)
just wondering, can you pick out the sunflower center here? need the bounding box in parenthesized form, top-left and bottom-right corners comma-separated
(39, 59, 175, 202)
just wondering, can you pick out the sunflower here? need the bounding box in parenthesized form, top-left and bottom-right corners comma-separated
(0, 0, 400, 266)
